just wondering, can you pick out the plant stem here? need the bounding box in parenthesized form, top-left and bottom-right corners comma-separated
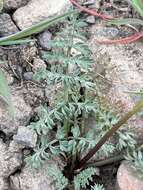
(74, 99, 143, 170)
(87, 155, 124, 167)
(63, 13, 76, 134)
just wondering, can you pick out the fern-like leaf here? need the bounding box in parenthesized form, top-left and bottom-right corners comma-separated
(29, 107, 55, 135)
(91, 184, 105, 190)
(125, 151, 143, 175)
(74, 167, 98, 190)
(47, 166, 68, 190)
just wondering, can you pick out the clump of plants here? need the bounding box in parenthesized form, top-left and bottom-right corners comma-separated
(26, 13, 143, 190)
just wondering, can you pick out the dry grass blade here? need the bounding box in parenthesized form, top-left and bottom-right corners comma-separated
(69, 0, 112, 19)
(95, 32, 143, 44)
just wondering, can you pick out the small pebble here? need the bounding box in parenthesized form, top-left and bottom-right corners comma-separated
(86, 16, 96, 24)
(92, 26, 119, 40)
(23, 72, 33, 80)
(83, 0, 95, 5)
(13, 126, 37, 148)
(38, 30, 52, 50)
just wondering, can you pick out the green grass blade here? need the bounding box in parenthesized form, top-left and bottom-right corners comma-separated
(107, 18, 143, 26)
(0, 10, 77, 46)
(125, 90, 143, 95)
(0, 70, 14, 116)
(131, 0, 143, 17)
(0, 0, 3, 12)
(0, 70, 10, 104)
(0, 39, 35, 46)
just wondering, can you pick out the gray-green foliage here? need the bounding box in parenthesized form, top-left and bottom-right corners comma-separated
(47, 166, 68, 190)
(126, 150, 143, 175)
(74, 167, 98, 190)
(27, 14, 99, 169)
(91, 184, 105, 190)
(26, 13, 137, 189)
(45, 166, 99, 190)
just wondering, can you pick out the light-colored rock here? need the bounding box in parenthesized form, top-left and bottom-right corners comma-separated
(9, 140, 24, 152)
(86, 16, 96, 24)
(116, 161, 143, 190)
(0, 140, 23, 190)
(0, 13, 19, 37)
(0, 140, 22, 178)
(91, 25, 119, 40)
(10, 159, 64, 190)
(4, 0, 29, 10)
(32, 58, 47, 72)
(23, 72, 34, 80)
(13, 0, 71, 30)
(13, 126, 37, 148)
(10, 175, 20, 190)
(10, 168, 54, 190)
(0, 177, 9, 190)
(38, 30, 52, 50)
(83, 0, 95, 5)
(0, 87, 32, 135)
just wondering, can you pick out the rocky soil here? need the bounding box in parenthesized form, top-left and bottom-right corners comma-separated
(90, 26, 143, 141)
(0, 0, 143, 189)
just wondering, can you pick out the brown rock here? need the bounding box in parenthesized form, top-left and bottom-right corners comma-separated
(117, 161, 143, 190)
